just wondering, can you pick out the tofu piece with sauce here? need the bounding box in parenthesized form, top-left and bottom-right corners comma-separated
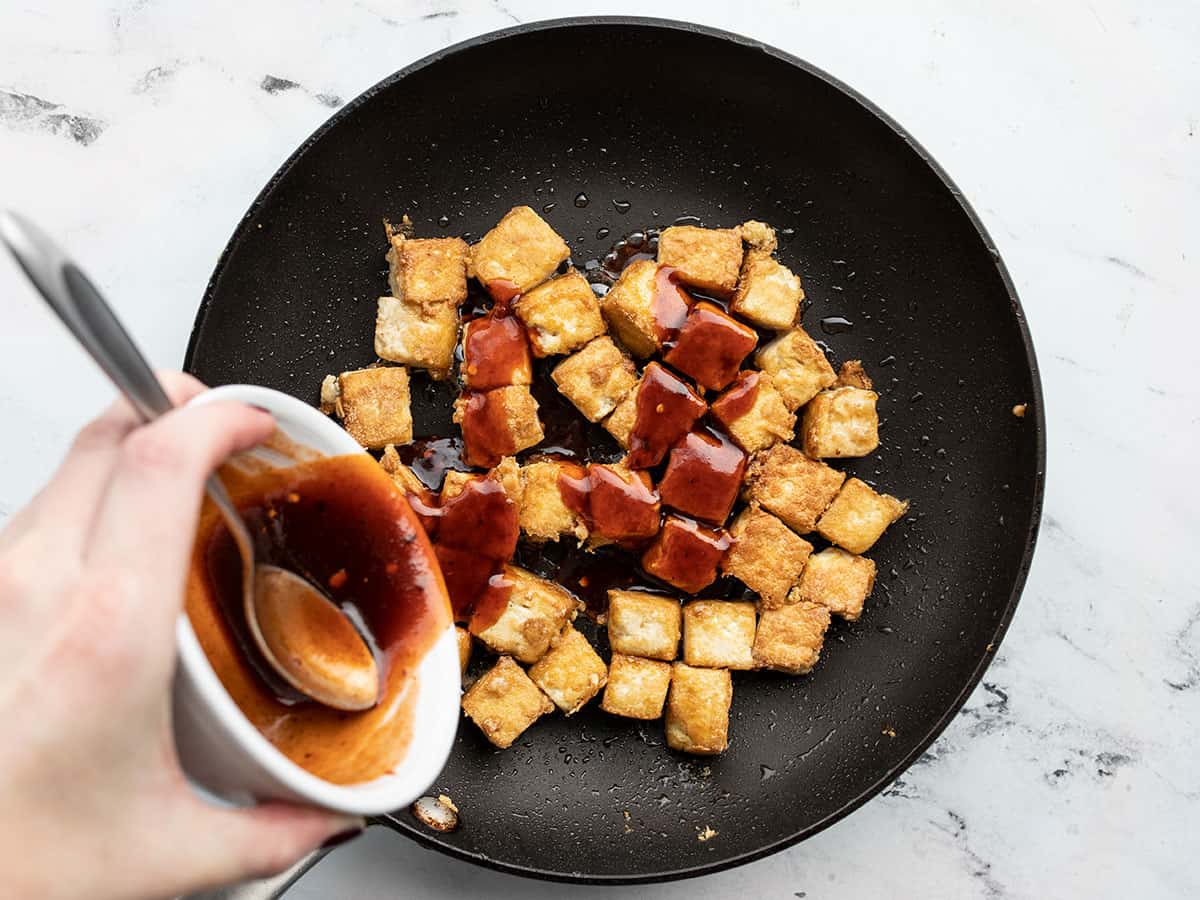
(607, 590, 682, 662)
(378, 444, 428, 496)
(375, 294, 459, 378)
(721, 505, 814, 609)
(528, 627, 608, 715)
(816, 477, 908, 554)
(752, 601, 831, 675)
(665, 663, 733, 755)
(599, 259, 664, 359)
(551, 336, 638, 422)
(730, 249, 804, 331)
(742, 443, 846, 534)
(518, 459, 588, 543)
(753, 327, 838, 411)
(470, 206, 570, 294)
(386, 234, 469, 306)
(601, 653, 673, 720)
(334, 367, 413, 450)
(640, 515, 730, 594)
(452, 385, 544, 468)
(682, 600, 757, 670)
(662, 301, 758, 391)
(791, 547, 877, 621)
(657, 225, 744, 299)
(461, 656, 554, 749)
(515, 270, 606, 357)
(801, 387, 880, 458)
(469, 565, 581, 664)
(710, 371, 796, 453)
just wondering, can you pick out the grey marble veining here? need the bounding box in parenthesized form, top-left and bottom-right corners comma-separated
(1, 2, 1197, 897)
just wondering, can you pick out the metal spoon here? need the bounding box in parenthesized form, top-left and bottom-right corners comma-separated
(0, 210, 379, 712)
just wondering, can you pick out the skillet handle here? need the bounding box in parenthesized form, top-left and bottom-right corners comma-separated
(183, 848, 329, 900)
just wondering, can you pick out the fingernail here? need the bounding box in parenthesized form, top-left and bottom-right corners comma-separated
(320, 824, 365, 851)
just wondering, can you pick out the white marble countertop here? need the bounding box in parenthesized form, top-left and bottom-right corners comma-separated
(2, 2, 1197, 897)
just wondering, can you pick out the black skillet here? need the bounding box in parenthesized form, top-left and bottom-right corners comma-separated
(185, 17, 1045, 887)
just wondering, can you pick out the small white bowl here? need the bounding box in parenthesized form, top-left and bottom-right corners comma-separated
(171, 384, 460, 816)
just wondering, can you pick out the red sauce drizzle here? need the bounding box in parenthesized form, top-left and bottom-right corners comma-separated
(462, 312, 532, 391)
(710, 370, 762, 429)
(640, 514, 731, 594)
(658, 427, 747, 524)
(663, 301, 759, 391)
(651, 265, 693, 344)
(486, 278, 523, 307)
(458, 390, 517, 468)
(558, 464, 661, 546)
(626, 362, 707, 470)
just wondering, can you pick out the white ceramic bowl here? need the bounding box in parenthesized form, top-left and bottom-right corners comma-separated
(172, 384, 460, 816)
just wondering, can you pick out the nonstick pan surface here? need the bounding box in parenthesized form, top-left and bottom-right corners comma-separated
(185, 18, 1045, 884)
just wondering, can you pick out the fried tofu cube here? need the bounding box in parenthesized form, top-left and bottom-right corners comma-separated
(722, 506, 813, 608)
(518, 459, 588, 542)
(461, 656, 553, 749)
(836, 360, 873, 390)
(551, 336, 638, 422)
(658, 428, 746, 524)
(682, 600, 756, 670)
(319, 374, 341, 415)
(743, 443, 846, 534)
(379, 444, 428, 494)
(386, 235, 469, 306)
(665, 663, 732, 755)
(730, 249, 804, 330)
(740, 220, 778, 253)
(601, 653, 673, 720)
(580, 463, 662, 546)
(710, 371, 796, 453)
(490, 455, 524, 507)
(816, 478, 908, 554)
(663, 301, 758, 391)
(455, 626, 472, 676)
(792, 548, 877, 621)
(801, 387, 880, 458)
(439, 469, 479, 499)
(528, 627, 608, 715)
(515, 270, 606, 357)
(375, 295, 459, 378)
(470, 565, 581, 663)
(460, 314, 533, 390)
(640, 515, 730, 594)
(453, 385, 544, 468)
(470, 206, 570, 293)
(753, 327, 837, 411)
(335, 367, 412, 449)
(607, 590, 682, 661)
(602, 382, 638, 448)
(752, 601, 831, 674)
(599, 259, 664, 358)
(657, 226, 743, 299)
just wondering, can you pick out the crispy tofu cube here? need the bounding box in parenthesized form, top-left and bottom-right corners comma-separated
(491, 456, 524, 507)
(752, 601, 831, 674)
(602, 382, 638, 448)
(753, 327, 837, 411)
(836, 360, 873, 390)
(816, 477, 908, 554)
(439, 469, 480, 498)
(319, 374, 341, 415)
(801, 387, 880, 458)
(665, 663, 732, 755)
(515, 270, 606, 357)
(640, 515, 730, 594)
(599, 259, 664, 358)
(460, 314, 533, 390)
(455, 626, 472, 676)
(710, 371, 796, 453)
(579, 463, 662, 546)
(386, 235, 469, 306)
(682, 600, 756, 670)
(730, 249, 804, 330)
(375, 295, 459, 378)
(528, 627, 608, 715)
(663, 301, 758, 391)
(470, 206, 570, 293)
(379, 444, 428, 496)
(461, 656, 553, 749)
(743, 443, 846, 534)
(335, 367, 412, 449)
(657, 226, 743, 299)
(601, 653, 673, 719)
(551, 336, 638, 422)
(740, 220, 778, 253)
(453, 385, 544, 468)
(624, 363, 708, 469)
(607, 590, 681, 661)
(657, 428, 746, 524)
(792, 548, 877, 621)
(722, 506, 814, 608)
(470, 565, 581, 663)
(518, 459, 588, 542)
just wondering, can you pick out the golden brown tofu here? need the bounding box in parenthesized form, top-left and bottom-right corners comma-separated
(607, 590, 682, 661)
(682, 600, 757, 670)
(836, 360, 873, 390)
(752, 601, 831, 674)
(730, 249, 804, 331)
(599, 259, 661, 358)
(551, 336, 638, 422)
(665, 663, 733, 755)
(753, 327, 838, 411)
(470, 206, 570, 293)
(528, 627, 608, 715)
(792, 547, 877, 621)
(491, 456, 524, 508)
(386, 235, 469, 306)
(461, 656, 554, 749)
(452, 385, 545, 468)
(722, 506, 814, 609)
(374, 295, 459, 378)
(657, 226, 743, 299)
(710, 371, 796, 453)
(319, 374, 341, 415)
(335, 367, 412, 450)
(601, 653, 673, 720)
(378, 444, 428, 496)
(801, 387, 880, 458)
(518, 459, 588, 543)
(816, 477, 908, 554)
(740, 220, 778, 253)
(743, 443, 846, 534)
(439, 469, 479, 499)
(455, 626, 472, 676)
(602, 379, 639, 448)
(515, 270, 606, 357)
(470, 565, 581, 663)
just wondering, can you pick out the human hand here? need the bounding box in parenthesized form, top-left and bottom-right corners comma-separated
(0, 372, 363, 900)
